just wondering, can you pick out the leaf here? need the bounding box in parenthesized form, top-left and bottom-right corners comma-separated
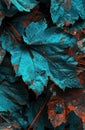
(9, 8, 43, 39)
(1, 34, 49, 94)
(22, 20, 80, 90)
(23, 20, 77, 47)
(0, 20, 81, 95)
(48, 86, 85, 129)
(0, 0, 18, 26)
(11, 0, 38, 12)
(50, 0, 85, 27)
(0, 53, 29, 112)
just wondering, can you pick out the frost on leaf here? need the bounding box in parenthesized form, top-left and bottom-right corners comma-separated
(0, 19, 81, 95)
(50, 0, 85, 27)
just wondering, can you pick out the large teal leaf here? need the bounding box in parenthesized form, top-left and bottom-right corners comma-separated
(0, 20, 81, 95)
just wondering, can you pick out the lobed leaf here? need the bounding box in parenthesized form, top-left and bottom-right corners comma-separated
(0, 20, 81, 94)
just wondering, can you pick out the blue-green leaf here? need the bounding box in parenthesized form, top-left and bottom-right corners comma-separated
(11, 0, 38, 12)
(23, 20, 77, 47)
(0, 20, 81, 94)
(50, 0, 85, 27)
(0, 54, 29, 112)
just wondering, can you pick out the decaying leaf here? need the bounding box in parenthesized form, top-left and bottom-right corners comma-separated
(48, 86, 85, 129)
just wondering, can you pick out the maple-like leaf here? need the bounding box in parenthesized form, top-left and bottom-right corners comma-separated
(22, 20, 80, 90)
(0, 19, 81, 95)
(50, 0, 85, 27)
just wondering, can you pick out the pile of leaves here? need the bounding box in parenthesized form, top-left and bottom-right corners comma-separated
(0, 0, 85, 130)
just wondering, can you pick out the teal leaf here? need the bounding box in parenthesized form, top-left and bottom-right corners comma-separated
(50, 0, 85, 27)
(0, 34, 48, 94)
(0, 54, 29, 112)
(0, 20, 81, 95)
(11, 0, 38, 12)
(23, 20, 77, 47)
